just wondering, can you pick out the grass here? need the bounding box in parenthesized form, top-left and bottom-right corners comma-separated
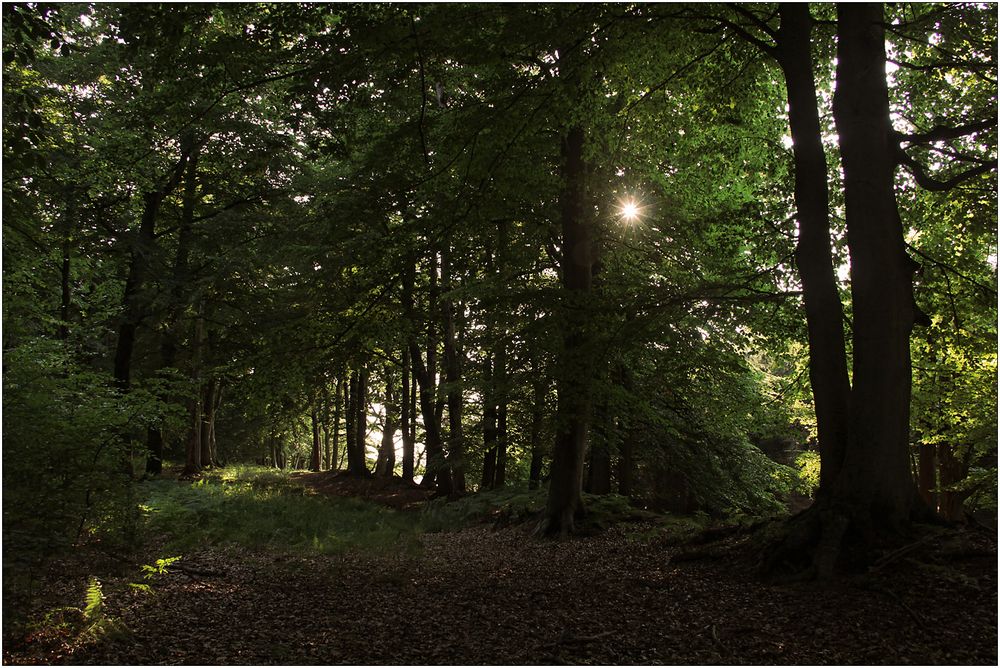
(139, 465, 422, 556)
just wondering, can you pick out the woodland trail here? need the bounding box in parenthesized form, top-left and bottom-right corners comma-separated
(15, 516, 997, 666)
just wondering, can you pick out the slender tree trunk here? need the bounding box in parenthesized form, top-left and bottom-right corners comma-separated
(917, 443, 938, 510)
(616, 364, 634, 497)
(200, 377, 216, 468)
(543, 124, 592, 536)
(481, 352, 498, 490)
(401, 346, 415, 482)
(59, 230, 71, 341)
(331, 375, 343, 471)
(495, 339, 509, 489)
(407, 252, 452, 494)
(441, 250, 466, 493)
(777, 3, 852, 495)
(528, 371, 546, 491)
(375, 365, 398, 477)
(182, 309, 204, 475)
(345, 369, 356, 472)
(311, 403, 322, 472)
(146, 148, 199, 475)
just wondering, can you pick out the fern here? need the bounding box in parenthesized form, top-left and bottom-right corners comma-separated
(83, 577, 103, 621)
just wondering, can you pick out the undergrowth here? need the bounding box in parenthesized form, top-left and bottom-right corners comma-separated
(421, 486, 666, 533)
(139, 466, 422, 555)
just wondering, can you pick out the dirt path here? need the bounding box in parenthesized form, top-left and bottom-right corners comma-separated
(17, 524, 996, 665)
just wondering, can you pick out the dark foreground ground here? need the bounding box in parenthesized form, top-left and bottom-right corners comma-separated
(5, 515, 996, 666)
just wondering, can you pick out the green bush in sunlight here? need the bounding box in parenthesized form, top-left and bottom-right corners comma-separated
(794, 451, 821, 497)
(139, 467, 421, 555)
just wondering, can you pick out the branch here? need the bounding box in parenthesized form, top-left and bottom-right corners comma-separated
(897, 149, 997, 191)
(895, 117, 998, 144)
(906, 243, 998, 298)
(729, 3, 778, 40)
(410, 16, 430, 165)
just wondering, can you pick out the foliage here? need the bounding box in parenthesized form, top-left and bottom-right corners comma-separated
(794, 451, 822, 497)
(2, 337, 183, 621)
(140, 467, 422, 555)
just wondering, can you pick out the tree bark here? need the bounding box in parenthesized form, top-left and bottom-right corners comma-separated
(401, 345, 415, 482)
(528, 371, 546, 491)
(543, 124, 592, 536)
(311, 402, 322, 472)
(182, 309, 205, 475)
(776, 4, 852, 493)
(481, 352, 498, 490)
(831, 2, 924, 529)
(375, 365, 398, 477)
(441, 250, 466, 492)
(200, 377, 216, 468)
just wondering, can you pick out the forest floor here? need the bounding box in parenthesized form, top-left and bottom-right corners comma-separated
(4, 469, 997, 666)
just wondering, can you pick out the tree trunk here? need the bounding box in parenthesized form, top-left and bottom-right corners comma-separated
(831, 2, 923, 528)
(917, 443, 938, 510)
(494, 340, 509, 489)
(616, 363, 634, 497)
(331, 375, 343, 471)
(407, 252, 452, 494)
(481, 352, 498, 490)
(543, 124, 592, 536)
(375, 365, 398, 477)
(200, 377, 216, 469)
(311, 403, 322, 472)
(345, 369, 356, 472)
(528, 372, 546, 491)
(586, 394, 612, 495)
(347, 365, 370, 476)
(776, 4, 852, 494)
(441, 250, 466, 493)
(401, 346, 415, 482)
(182, 310, 204, 475)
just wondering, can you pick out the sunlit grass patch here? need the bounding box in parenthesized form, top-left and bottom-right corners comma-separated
(139, 466, 421, 555)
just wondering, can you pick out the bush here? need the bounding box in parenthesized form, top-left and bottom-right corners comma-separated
(2, 339, 180, 628)
(794, 451, 821, 497)
(140, 466, 422, 555)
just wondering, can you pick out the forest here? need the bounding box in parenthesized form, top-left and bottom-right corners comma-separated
(2, 2, 997, 665)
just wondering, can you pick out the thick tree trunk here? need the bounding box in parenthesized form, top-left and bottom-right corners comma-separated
(543, 124, 592, 536)
(768, 4, 931, 578)
(832, 2, 923, 528)
(777, 4, 852, 493)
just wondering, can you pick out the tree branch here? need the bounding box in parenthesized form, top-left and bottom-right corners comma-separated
(895, 117, 997, 144)
(897, 149, 997, 191)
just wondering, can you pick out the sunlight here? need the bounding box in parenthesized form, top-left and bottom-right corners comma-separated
(618, 197, 643, 224)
